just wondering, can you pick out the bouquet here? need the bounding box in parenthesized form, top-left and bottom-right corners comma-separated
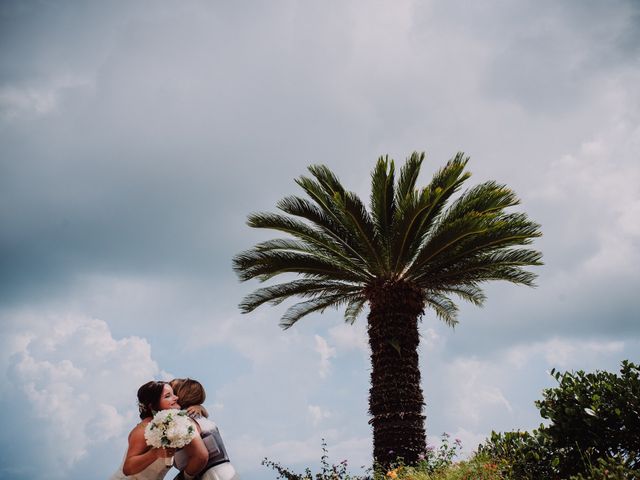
(144, 409, 197, 466)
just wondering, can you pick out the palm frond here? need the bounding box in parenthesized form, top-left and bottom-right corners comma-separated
(232, 249, 362, 282)
(442, 181, 520, 222)
(307, 164, 347, 195)
(295, 173, 380, 270)
(245, 212, 375, 278)
(408, 211, 541, 280)
(434, 283, 486, 306)
(276, 195, 349, 237)
(299, 166, 385, 272)
(344, 295, 367, 324)
(423, 293, 459, 327)
(394, 152, 423, 209)
(370, 156, 395, 264)
(275, 196, 371, 270)
(279, 294, 352, 329)
(239, 279, 359, 313)
(421, 249, 543, 287)
(334, 191, 384, 273)
(392, 153, 471, 272)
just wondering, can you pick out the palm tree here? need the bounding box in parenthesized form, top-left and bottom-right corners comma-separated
(233, 152, 542, 467)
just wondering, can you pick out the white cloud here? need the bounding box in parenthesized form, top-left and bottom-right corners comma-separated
(506, 337, 625, 370)
(444, 358, 513, 428)
(231, 431, 370, 475)
(4, 313, 165, 473)
(308, 404, 331, 426)
(533, 84, 640, 277)
(328, 322, 368, 354)
(0, 74, 92, 119)
(186, 312, 303, 365)
(314, 335, 336, 378)
(445, 428, 487, 458)
(206, 401, 225, 412)
(431, 336, 630, 446)
(422, 328, 443, 351)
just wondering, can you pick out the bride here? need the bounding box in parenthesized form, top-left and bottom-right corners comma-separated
(110, 381, 208, 480)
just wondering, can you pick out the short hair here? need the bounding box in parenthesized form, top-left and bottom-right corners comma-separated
(137, 380, 168, 419)
(170, 378, 208, 417)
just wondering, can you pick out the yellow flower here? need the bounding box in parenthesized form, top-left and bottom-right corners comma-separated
(386, 469, 398, 479)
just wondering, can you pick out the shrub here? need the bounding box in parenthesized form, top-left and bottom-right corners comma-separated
(476, 430, 557, 479)
(538, 360, 640, 477)
(415, 433, 463, 474)
(478, 360, 640, 479)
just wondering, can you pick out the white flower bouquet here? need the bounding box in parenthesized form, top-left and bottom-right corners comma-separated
(144, 409, 197, 466)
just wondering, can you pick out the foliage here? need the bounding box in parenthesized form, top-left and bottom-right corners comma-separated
(568, 456, 640, 480)
(380, 433, 463, 478)
(415, 433, 463, 474)
(538, 360, 640, 476)
(476, 430, 556, 479)
(478, 361, 640, 479)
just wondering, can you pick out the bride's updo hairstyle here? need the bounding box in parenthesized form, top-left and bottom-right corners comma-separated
(137, 380, 168, 419)
(170, 378, 208, 417)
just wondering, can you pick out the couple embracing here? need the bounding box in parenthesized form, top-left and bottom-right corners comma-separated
(110, 379, 239, 480)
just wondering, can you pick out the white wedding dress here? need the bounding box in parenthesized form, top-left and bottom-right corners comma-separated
(109, 455, 172, 480)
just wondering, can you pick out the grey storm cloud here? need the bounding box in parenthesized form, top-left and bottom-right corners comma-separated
(1, 0, 639, 331)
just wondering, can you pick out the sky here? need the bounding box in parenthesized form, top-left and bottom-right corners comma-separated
(1, 0, 639, 478)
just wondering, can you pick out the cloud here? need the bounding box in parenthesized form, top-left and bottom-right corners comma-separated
(506, 338, 625, 370)
(315, 335, 336, 378)
(1, 313, 166, 476)
(328, 322, 368, 354)
(308, 404, 331, 426)
(185, 311, 304, 365)
(444, 358, 513, 428)
(425, 334, 634, 446)
(533, 109, 640, 277)
(232, 431, 371, 475)
(0, 74, 92, 119)
(452, 428, 487, 456)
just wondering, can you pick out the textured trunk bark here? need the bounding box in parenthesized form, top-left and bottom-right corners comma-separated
(366, 280, 426, 468)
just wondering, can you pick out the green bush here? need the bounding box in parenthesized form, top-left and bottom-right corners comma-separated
(476, 430, 557, 479)
(478, 360, 640, 479)
(538, 360, 640, 477)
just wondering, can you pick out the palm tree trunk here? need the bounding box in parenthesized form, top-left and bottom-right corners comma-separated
(366, 280, 426, 468)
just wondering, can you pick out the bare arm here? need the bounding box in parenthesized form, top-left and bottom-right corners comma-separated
(182, 423, 208, 477)
(122, 423, 174, 475)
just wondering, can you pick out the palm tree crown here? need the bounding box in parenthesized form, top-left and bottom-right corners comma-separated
(233, 152, 542, 466)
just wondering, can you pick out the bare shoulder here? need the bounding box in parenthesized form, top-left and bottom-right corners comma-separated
(128, 419, 150, 442)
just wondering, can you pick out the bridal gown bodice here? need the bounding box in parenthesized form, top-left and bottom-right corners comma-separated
(109, 456, 172, 480)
